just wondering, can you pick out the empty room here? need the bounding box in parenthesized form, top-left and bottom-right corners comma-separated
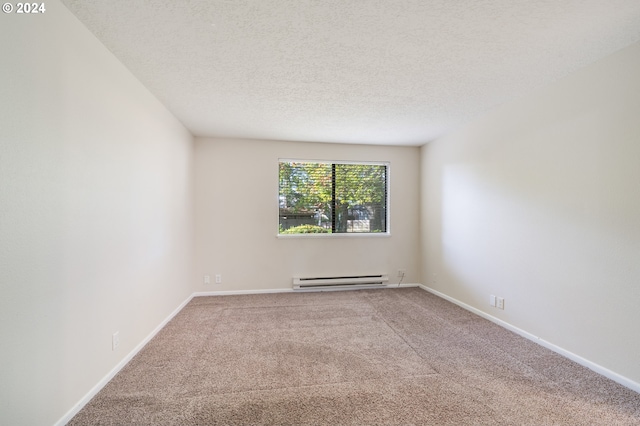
(2, 0, 640, 424)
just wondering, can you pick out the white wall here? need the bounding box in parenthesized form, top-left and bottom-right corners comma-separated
(421, 42, 640, 386)
(195, 138, 420, 292)
(0, 2, 194, 424)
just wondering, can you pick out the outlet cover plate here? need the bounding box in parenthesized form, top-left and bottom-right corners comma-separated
(112, 331, 120, 350)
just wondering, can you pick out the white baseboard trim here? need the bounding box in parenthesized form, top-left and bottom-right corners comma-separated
(417, 284, 640, 394)
(54, 293, 195, 426)
(193, 283, 420, 297)
(194, 288, 295, 297)
(388, 282, 421, 288)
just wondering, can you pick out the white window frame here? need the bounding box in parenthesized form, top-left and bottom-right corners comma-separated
(277, 159, 391, 238)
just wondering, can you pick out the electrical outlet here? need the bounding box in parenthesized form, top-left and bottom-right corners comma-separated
(497, 297, 505, 310)
(204, 275, 210, 284)
(397, 269, 406, 278)
(112, 332, 120, 351)
(215, 274, 222, 284)
(490, 295, 496, 307)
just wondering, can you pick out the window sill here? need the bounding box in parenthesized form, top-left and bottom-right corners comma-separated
(277, 232, 391, 239)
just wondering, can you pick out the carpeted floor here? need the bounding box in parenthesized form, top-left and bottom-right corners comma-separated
(69, 287, 640, 425)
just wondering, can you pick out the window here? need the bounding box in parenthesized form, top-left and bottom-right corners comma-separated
(278, 160, 388, 235)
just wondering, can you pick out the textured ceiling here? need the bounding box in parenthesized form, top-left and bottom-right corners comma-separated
(61, 0, 640, 146)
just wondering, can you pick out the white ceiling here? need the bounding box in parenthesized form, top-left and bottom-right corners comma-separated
(61, 0, 640, 146)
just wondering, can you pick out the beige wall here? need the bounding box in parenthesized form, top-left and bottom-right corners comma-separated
(195, 138, 420, 292)
(0, 2, 194, 424)
(421, 42, 640, 386)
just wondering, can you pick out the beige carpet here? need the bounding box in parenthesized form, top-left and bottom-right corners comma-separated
(69, 288, 640, 425)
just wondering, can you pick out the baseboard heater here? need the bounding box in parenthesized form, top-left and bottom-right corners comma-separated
(293, 274, 389, 290)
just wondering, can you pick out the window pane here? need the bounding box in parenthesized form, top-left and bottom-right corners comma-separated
(279, 162, 332, 234)
(334, 164, 387, 233)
